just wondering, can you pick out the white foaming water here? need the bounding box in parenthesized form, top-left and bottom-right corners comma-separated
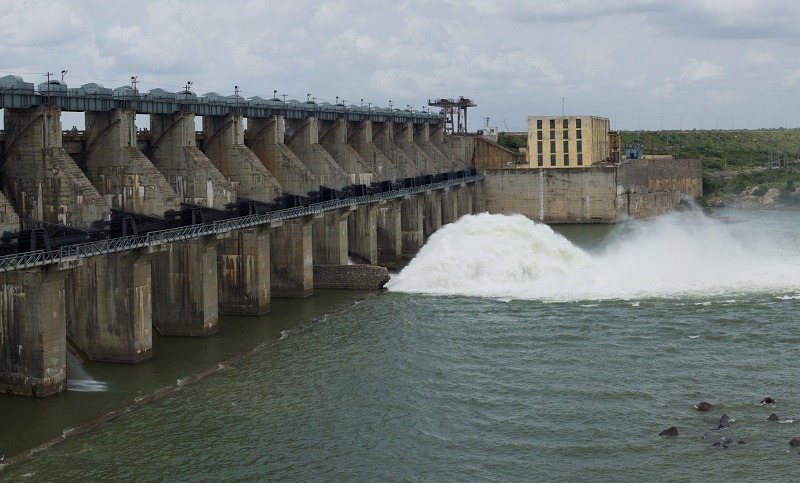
(386, 212, 800, 301)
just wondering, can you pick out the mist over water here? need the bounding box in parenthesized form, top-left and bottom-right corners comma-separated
(387, 211, 800, 301)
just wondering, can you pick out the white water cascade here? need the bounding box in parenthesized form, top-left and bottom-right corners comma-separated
(386, 212, 800, 301)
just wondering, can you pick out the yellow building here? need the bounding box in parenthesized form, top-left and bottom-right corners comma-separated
(526, 115, 610, 168)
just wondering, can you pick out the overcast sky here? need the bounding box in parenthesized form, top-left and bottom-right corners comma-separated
(3, 0, 800, 132)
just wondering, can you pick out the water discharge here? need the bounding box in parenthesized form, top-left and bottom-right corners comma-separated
(387, 211, 800, 301)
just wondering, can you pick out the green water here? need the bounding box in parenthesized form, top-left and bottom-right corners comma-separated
(2, 209, 800, 481)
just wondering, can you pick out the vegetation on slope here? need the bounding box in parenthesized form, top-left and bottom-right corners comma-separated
(620, 130, 800, 205)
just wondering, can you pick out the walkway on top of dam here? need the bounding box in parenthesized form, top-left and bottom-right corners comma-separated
(0, 75, 437, 123)
(0, 172, 483, 273)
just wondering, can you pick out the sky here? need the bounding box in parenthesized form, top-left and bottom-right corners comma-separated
(2, 0, 800, 132)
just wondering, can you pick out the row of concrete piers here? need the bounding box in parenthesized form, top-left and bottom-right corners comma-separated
(0, 105, 483, 397)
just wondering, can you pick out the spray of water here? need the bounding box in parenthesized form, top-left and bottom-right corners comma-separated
(386, 212, 800, 301)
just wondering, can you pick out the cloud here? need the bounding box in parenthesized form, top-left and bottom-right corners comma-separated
(680, 59, 723, 83)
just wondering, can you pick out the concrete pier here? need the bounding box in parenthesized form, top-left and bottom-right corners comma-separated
(0, 269, 67, 397)
(401, 194, 425, 259)
(415, 123, 456, 173)
(313, 209, 352, 266)
(247, 115, 317, 195)
(203, 113, 281, 202)
(66, 252, 153, 363)
(376, 201, 403, 269)
(217, 226, 271, 316)
(2, 106, 108, 227)
(149, 111, 235, 209)
(423, 190, 443, 241)
(348, 204, 378, 264)
(270, 218, 314, 298)
(84, 108, 180, 216)
(442, 186, 460, 225)
(152, 237, 220, 337)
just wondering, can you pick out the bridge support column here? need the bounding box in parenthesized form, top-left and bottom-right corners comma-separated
(401, 194, 425, 259)
(313, 209, 352, 266)
(203, 113, 281, 202)
(442, 186, 459, 225)
(2, 105, 107, 228)
(377, 200, 403, 269)
(152, 237, 220, 336)
(348, 204, 378, 264)
(457, 183, 473, 217)
(217, 226, 272, 316)
(0, 269, 67, 397)
(270, 218, 314, 298)
(84, 108, 180, 216)
(424, 190, 443, 241)
(66, 252, 153, 363)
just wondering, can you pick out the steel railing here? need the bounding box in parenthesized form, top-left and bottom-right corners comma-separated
(0, 174, 483, 272)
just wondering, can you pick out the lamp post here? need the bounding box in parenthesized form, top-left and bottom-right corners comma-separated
(61, 70, 67, 82)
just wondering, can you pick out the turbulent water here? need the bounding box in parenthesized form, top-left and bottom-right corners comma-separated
(2, 208, 800, 480)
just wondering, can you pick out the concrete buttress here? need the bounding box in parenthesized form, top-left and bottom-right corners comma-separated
(2, 106, 108, 228)
(148, 111, 236, 210)
(431, 124, 469, 170)
(394, 121, 435, 174)
(372, 121, 421, 178)
(0, 269, 67, 397)
(442, 186, 460, 225)
(217, 225, 272, 315)
(318, 119, 375, 185)
(203, 113, 281, 203)
(414, 123, 457, 173)
(347, 120, 399, 181)
(285, 117, 351, 189)
(152, 237, 220, 336)
(66, 252, 153, 363)
(246, 115, 318, 195)
(84, 108, 180, 217)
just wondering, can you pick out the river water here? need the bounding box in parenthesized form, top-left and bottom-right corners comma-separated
(2, 208, 800, 480)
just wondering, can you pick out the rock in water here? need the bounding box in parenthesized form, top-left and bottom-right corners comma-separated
(761, 397, 776, 406)
(696, 401, 713, 412)
(718, 414, 731, 429)
(767, 413, 780, 422)
(659, 426, 679, 437)
(789, 438, 800, 447)
(712, 437, 733, 448)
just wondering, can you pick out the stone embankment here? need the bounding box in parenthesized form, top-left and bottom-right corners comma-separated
(313, 265, 390, 290)
(707, 187, 794, 210)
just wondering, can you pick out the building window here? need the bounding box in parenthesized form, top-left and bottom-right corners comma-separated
(563, 140, 569, 152)
(537, 131, 543, 140)
(577, 140, 582, 152)
(563, 119, 569, 128)
(578, 153, 583, 165)
(537, 140, 543, 153)
(537, 154, 543, 166)
(549, 130, 555, 139)
(576, 129, 582, 139)
(550, 140, 555, 152)
(537, 119, 543, 129)
(576, 119, 582, 129)
(550, 154, 556, 166)
(564, 154, 569, 166)
(549, 119, 555, 129)
(563, 130, 568, 139)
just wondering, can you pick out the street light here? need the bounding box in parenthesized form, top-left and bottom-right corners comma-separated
(61, 70, 67, 82)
